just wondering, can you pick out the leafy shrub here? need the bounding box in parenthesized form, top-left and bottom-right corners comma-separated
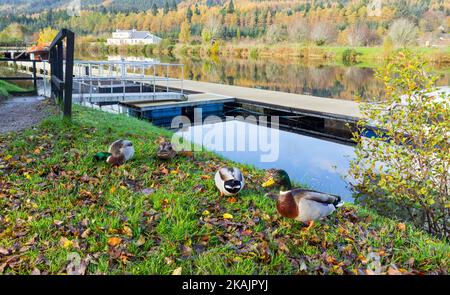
(342, 49, 362, 64)
(350, 50, 450, 238)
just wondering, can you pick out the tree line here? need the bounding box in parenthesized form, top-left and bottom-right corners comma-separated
(0, 0, 448, 48)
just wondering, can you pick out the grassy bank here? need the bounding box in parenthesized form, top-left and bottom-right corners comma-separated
(0, 80, 30, 100)
(175, 43, 450, 66)
(0, 105, 448, 274)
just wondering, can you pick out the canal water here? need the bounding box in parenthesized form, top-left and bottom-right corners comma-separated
(175, 119, 355, 201)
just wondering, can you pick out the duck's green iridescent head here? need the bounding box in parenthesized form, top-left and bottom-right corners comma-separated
(262, 169, 292, 191)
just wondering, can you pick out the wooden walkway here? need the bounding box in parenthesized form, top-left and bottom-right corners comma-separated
(121, 93, 235, 111)
(153, 79, 361, 122)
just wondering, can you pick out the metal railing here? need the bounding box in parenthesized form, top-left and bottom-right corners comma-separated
(72, 59, 185, 103)
(49, 29, 75, 119)
(0, 58, 42, 95)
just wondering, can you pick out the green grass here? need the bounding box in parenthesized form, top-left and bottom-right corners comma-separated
(0, 105, 448, 274)
(0, 80, 30, 99)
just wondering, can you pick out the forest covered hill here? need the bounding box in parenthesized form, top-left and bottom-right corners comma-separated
(0, 0, 448, 50)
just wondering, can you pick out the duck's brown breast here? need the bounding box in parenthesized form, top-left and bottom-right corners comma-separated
(107, 154, 125, 166)
(276, 193, 298, 218)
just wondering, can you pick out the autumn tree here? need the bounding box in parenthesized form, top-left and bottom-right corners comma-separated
(0, 23, 25, 44)
(350, 50, 449, 238)
(388, 18, 418, 47)
(265, 24, 287, 44)
(288, 18, 309, 43)
(311, 21, 337, 45)
(37, 27, 58, 46)
(179, 21, 191, 44)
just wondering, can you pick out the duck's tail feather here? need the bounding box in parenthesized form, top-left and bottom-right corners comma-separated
(333, 196, 345, 208)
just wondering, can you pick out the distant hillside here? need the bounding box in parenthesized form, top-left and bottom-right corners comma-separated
(0, 0, 187, 15)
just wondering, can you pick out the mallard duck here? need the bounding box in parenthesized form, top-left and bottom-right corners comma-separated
(93, 139, 134, 166)
(156, 141, 177, 160)
(262, 168, 293, 191)
(214, 167, 245, 197)
(263, 169, 343, 231)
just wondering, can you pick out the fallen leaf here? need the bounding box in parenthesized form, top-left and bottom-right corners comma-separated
(53, 220, 63, 226)
(227, 197, 237, 204)
(135, 236, 146, 247)
(60, 237, 73, 249)
(122, 226, 133, 237)
(200, 175, 211, 180)
(33, 148, 41, 155)
(107, 237, 122, 247)
(81, 229, 91, 239)
(223, 213, 233, 219)
(0, 247, 9, 255)
(172, 267, 182, 275)
(397, 223, 406, 231)
(387, 265, 402, 275)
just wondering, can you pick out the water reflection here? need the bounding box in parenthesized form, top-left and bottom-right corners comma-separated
(176, 120, 355, 201)
(76, 52, 449, 101)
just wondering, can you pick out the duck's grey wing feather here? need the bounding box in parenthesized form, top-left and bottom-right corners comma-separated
(109, 140, 124, 156)
(232, 168, 244, 182)
(219, 167, 234, 181)
(291, 189, 340, 205)
(297, 198, 336, 221)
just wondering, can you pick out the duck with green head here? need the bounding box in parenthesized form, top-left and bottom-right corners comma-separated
(262, 169, 344, 231)
(93, 139, 135, 166)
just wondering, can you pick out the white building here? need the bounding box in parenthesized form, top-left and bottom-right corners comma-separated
(106, 29, 162, 45)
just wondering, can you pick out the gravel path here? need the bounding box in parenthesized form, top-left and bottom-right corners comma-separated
(0, 96, 56, 134)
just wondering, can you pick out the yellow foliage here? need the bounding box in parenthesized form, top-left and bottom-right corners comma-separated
(37, 27, 58, 46)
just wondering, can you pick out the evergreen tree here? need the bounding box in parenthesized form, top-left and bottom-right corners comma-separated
(227, 0, 235, 14)
(47, 8, 53, 24)
(186, 6, 193, 23)
(170, 0, 178, 12)
(152, 3, 158, 16)
(194, 3, 201, 15)
(163, 0, 169, 15)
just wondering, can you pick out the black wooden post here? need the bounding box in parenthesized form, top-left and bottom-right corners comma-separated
(48, 29, 75, 120)
(64, 30, 75, 119)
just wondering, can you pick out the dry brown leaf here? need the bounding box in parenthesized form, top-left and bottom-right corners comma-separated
(397, 223, 406, 231)
(122, 226, 133, 237)
(0, 247, 9, 255)
(135, 236, 146, 247)
(81, 228, 91, 239)
(107, 237, 122, 247)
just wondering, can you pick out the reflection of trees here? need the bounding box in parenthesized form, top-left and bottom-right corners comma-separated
(81, 52, 447, 101)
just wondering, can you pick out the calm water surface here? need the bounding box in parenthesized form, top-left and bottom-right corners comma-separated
(176, 120, 355, 200)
